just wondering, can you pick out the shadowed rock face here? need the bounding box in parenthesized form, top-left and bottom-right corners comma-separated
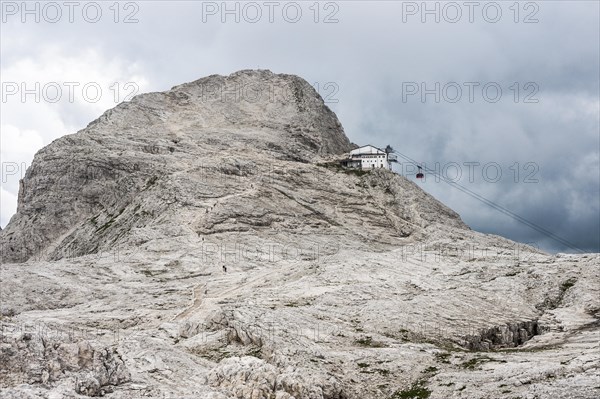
(1, 71, 598, 399)
(462, 320, 542, 351)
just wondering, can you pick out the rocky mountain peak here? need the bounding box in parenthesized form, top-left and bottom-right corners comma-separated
(91, 69, 352, 158)
(0, 70, 465, 264)
(1, 71, 598, 399)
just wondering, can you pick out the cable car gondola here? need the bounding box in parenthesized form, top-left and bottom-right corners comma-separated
(416, 166, 424, 179)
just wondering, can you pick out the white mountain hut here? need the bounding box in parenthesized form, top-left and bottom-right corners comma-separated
(340, 145, 398, 170)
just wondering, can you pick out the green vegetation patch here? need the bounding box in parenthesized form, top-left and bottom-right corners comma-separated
(89, 214, 99, 225)
(94, 208, 125, 234)
(389, 381, 431, 399)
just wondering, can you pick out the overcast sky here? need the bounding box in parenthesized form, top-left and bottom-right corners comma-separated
(1, 0, 599, 253)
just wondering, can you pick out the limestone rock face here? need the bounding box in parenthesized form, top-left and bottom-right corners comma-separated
(207, 356, 342, 399)
(0, 328, 130, 397)
(0, 69, 355, 264)
(0, 71, 598, 399)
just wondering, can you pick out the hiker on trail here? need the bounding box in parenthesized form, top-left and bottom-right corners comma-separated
(222, 265, 227, 273)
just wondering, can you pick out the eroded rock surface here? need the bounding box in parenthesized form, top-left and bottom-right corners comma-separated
(1, 70, 598, 399)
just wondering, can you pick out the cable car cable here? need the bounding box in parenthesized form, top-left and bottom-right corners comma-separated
(391, 150, 585, 254)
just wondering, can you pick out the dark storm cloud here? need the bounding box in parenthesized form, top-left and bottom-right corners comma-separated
(362, 85, 599, 252)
